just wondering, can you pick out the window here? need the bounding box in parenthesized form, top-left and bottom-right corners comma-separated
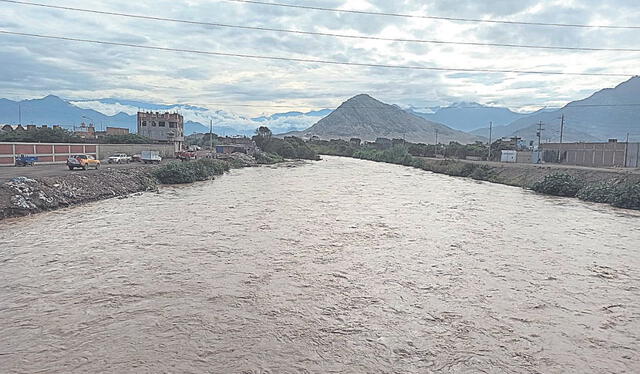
(152, 121, 157, 127)
(141, 121, 147, 126)
(159, 121, 166, 127)
(169, 122, 177, 128)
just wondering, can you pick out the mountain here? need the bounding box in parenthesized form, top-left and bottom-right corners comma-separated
(284, 94, 485, 144)
(473, 77, 640, 142)
(0, 95, 136, 129)
(409, 102, 528, 132)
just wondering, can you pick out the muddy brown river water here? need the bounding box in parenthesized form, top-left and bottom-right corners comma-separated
(1, 156, 639, 373)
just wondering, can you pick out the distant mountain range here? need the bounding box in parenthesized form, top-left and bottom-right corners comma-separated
(407, 102, 530, 132)
(0, 95, 135, 129)
(282, 94, 485, 144)
(0, 95, 316, 136)
(1, 77, 638, 143)
(471, 76, 640, 142)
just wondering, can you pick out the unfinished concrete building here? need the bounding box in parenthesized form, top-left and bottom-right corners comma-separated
(137, 112, 184, 151)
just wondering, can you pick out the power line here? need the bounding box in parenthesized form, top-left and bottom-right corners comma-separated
(0, 30, 634, 77)
(227, 0, 640, 30)
(1, 0, 639, 53)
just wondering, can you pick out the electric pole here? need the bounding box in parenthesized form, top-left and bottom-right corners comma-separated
(624, 132, 630, 167)
(488, 121, 493, 161)
(536, 121, 544, 150)
(558, 114, 564, 163)
(209, 119, 213, 151)
(435, 129, 439, 157)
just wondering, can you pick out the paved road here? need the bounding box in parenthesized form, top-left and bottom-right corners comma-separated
(0, 162, 162, 182)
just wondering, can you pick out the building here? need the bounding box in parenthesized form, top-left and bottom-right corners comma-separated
(215, 136, 257, 155)
(540, 140, 640, 168)
(105, 127, 130, 136)
(93, 126, 130, 139)
(73, 123, 96, 139)
(137, 112, 184, 151)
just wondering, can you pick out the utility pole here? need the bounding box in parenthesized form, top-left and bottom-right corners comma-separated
(536, 121, 544, 150)
(488, 121, 493, 161)
(624, 132, 630, 167)
(434, 129, 439, 157)
(558, 114, 565, 163)
(209, 119, 213, 151)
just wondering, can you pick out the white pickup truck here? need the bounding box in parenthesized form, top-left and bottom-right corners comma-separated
(107, 153, 132, 164)
(141, 151, 162, 164)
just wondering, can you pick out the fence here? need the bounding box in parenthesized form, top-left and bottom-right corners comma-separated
(0, 142, 176, 166)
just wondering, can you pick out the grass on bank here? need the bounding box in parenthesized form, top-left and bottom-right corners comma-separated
(533, 174, 640, 209)
(152, 159, 230, 184)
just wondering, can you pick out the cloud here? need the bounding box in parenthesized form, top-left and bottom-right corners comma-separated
(0, 0, 638, 117)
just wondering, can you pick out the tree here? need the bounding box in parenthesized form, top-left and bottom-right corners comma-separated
(255, 126, 272, 139)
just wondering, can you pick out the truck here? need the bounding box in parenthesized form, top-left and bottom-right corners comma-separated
(141, 150, 162, 164)
(107, 153, 132, 164)
(15, 155, 38, 167)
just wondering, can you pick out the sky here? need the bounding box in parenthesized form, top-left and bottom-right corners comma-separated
(0, 0, 639, 118)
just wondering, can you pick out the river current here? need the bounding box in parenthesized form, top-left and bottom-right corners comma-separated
(1, 156, 639, 373)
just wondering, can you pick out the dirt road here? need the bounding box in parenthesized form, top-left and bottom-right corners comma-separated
(0, 162, 163, 182)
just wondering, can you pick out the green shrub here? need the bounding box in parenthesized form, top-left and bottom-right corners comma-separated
(576, 181, 617, 204)
(469, 165, 493, 181)
(610, 182, 640, 210)
(353, 145, 414, 165)
(531, 173, 583, 197)
(254, 152, 284, 164)
(152, 159, 229, 184)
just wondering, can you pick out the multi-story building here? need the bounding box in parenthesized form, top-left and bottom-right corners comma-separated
(137, 112, 184, 151)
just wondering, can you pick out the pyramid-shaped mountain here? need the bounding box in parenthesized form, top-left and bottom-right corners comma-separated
(287, 94, 484, 144)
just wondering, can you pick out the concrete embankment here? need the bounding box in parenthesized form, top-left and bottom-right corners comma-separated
(0, 168, 158, 219)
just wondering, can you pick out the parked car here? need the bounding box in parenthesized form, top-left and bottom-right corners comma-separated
(67, 154, 101, 170)
(107, 153, 132, 164)
(141, 150, 162, 164)
(131, 154, 142, 162)
(15, 154, 38, 167)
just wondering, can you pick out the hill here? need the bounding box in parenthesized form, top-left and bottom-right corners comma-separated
(285, 94, 485, 144)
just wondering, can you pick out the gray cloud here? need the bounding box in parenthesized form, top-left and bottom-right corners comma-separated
(0, 0, 637, 116)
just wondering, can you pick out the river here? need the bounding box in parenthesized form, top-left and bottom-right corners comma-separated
(1, 156, 639, 373)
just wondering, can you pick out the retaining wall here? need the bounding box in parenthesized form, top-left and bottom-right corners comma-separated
(0, 142, 176, 166)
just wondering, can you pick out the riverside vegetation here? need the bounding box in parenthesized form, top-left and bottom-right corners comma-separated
(308, 140, 640, 210)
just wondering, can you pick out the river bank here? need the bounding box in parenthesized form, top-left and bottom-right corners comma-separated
(0, 168, 158, 219)
(415, 157, 640, 188)
(0, 154, 264, 220)
(320, 147, 640, 210)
